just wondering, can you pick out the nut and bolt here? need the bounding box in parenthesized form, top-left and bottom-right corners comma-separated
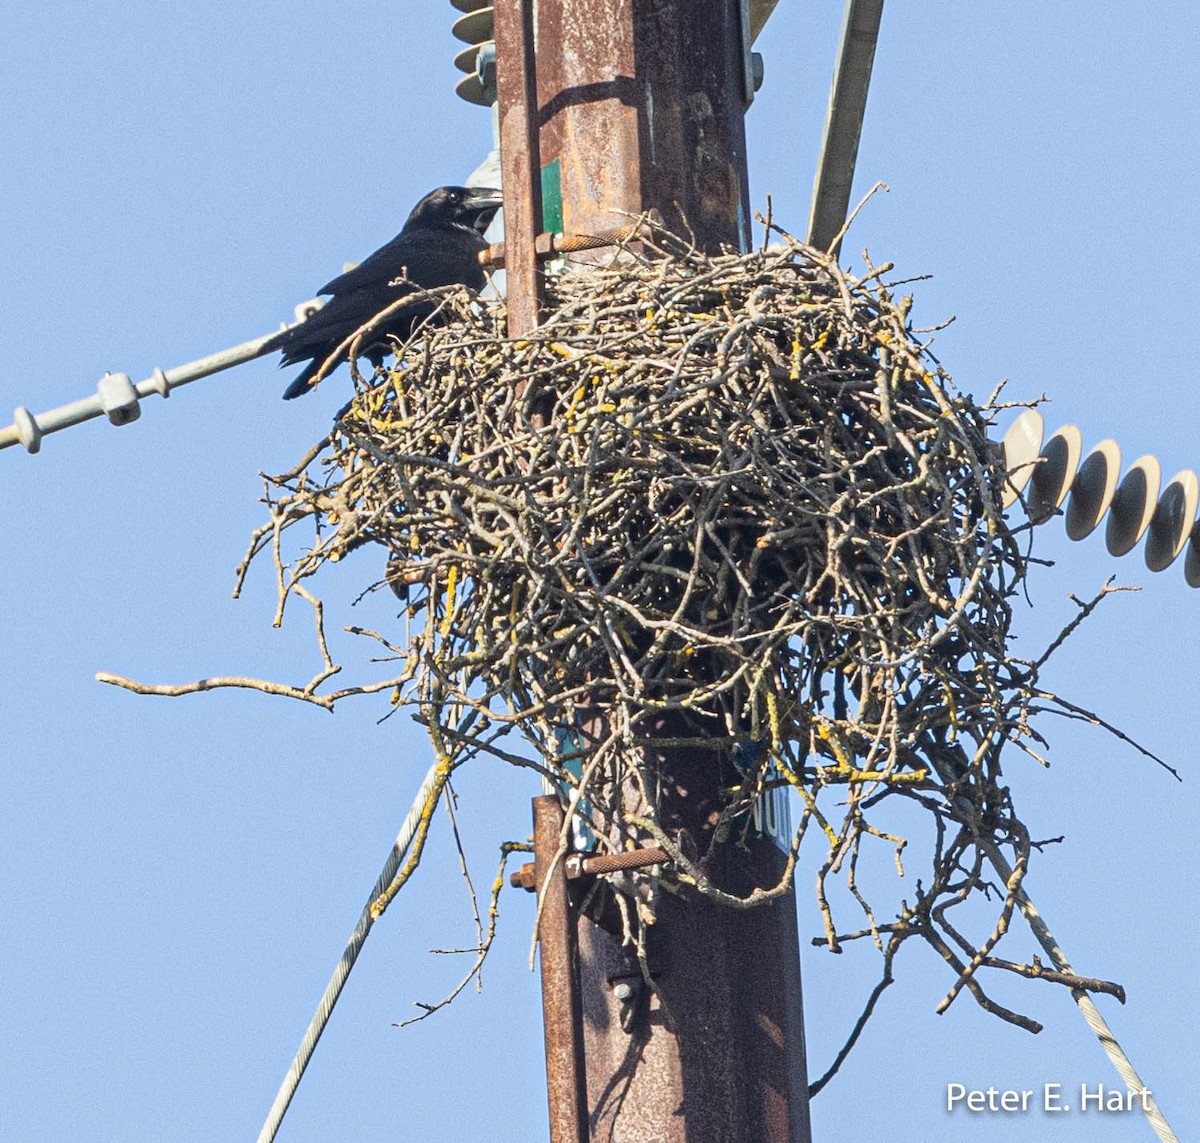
(509, 844, 671, 892)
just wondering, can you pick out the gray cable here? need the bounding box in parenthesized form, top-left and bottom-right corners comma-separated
(255, 759, 446, 1143)
(979, 836, 1179, 1142)
(0, 307, 320, 453)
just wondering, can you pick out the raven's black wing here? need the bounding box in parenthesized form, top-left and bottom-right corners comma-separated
(268, 205, 492, 398)
(316, 232, 407, 297)
(318, 216, 493, 297)
(321, 227, 489, 296)
(271, 283, 433, 399)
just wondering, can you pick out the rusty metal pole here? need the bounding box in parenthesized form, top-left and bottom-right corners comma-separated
(533, 0, 753, 252)
(576, 727, 810, 1143)
(493, 1, 812, 1138)
(532, 795, 589, 1143)
(493, 0, 544, 337)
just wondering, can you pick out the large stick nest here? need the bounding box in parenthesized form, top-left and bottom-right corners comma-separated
(309, 228, 1023, 799)
(235, 225, 1141, 1042)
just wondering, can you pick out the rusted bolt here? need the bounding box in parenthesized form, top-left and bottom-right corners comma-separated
(508, 844, 671, 893)
(579, 846, 669, 877)
(479, 224, 643, 270)
(509, 862, 538, 891)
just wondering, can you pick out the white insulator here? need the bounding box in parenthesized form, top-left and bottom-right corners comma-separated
(1145, 470, 1199, 572)
(1028, 423, 1081, 524)
(293, 297, 325, 324)
(451, 2, 494, 106)
(999, 408, 1044, 508)
(454, 43, 484, 72)
(1184, 529, 1200, 588)
(1065, 439, 1121, 540)
(1106, 454, 1162, 557)
(999, 410, 1200, 587)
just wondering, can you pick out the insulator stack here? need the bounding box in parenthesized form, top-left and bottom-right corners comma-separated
(451, 2, 772, 107)
(450, 0, 495, 106)
(1000, 409, 1200, 586)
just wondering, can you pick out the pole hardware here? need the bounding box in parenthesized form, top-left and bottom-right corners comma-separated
(479, 224, 644, 272)
(610, 979, 637, 1002)
(530, 795, 589, 1143)
(510, 844, 672, 892)
(806, 0, 886, 255)
(494, 0, 543, 338)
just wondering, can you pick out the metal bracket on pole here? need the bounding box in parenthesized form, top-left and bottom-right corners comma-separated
(494, 0, 544, 338)
(531, 795, 589, 1143)
(807, 0, 886, 255)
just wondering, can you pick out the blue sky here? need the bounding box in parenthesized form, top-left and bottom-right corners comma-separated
(2, 3, 1197, 1141)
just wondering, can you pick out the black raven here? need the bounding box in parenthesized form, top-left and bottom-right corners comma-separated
(266, 185, 502, 399)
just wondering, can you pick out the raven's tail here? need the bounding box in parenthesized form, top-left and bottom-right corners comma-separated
(282, 358, 322, 400)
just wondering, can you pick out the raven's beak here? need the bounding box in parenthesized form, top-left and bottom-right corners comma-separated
(465, 186, 503, 210)
(464, 186, 503, 233)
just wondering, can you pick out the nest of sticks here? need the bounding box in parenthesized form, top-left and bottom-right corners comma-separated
(207, 223, 1147, 1051)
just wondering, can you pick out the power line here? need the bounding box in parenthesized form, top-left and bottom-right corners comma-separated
(255, 759, 449, 1143)
(0, 304, 321, 454)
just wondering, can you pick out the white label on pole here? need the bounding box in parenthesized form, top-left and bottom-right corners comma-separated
(751, 774, 792, 852)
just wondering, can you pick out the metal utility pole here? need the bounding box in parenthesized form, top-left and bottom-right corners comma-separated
(493, 2, 811, 1139)
(528, 1, 753, 254)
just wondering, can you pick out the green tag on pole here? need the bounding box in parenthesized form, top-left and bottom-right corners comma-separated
(541, 158, 563, 234)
